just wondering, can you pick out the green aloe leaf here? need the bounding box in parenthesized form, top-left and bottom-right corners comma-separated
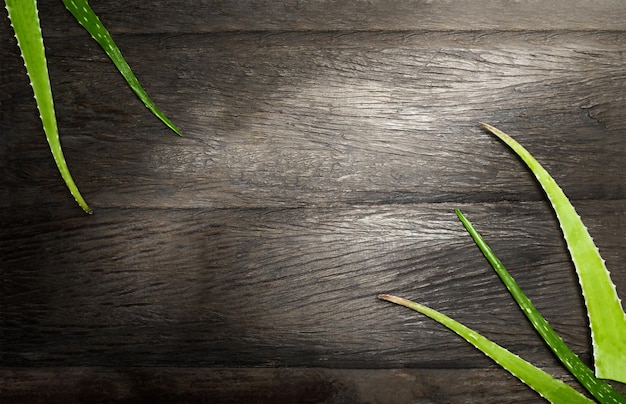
(378, 294, 595, 403)
(481, 123, 626, 383)
(455, 210, 625, 403)
(61, 0, 183, 136)
(5, 0, 92, 213)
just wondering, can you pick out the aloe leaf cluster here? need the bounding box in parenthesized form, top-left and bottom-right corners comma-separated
(5, 0, 181, 213)
(454, 209, 625, 403)
(381, 125, 626, 402)
(482, 123, 626, 384)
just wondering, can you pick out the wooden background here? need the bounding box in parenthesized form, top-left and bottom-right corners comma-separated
(1, 1, 625, 402)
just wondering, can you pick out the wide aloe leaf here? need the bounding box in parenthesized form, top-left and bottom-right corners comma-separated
(481, 123, 626, 383)
(5, 0, 92, 213)
(61, 0, 183, 136)
(455, 210, 625, 403)
(378, 294, 595, 403)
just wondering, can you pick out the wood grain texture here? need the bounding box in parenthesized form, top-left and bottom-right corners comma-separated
(2, 202, 624, 368)
(1, 1, 625, 402)
(2, 31, 625, 210)
(1, 367, 602, 404)
(33, 0, 626, 35)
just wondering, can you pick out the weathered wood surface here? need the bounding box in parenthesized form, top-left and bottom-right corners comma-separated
(1, 1, 626, 402)
(4, 30, 625, 211)
(33, 0, 626, 34)
(0, 367, 589, 404)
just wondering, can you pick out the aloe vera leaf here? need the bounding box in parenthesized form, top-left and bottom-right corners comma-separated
(481, 123, 626, 383)
(61, 0, 183, 136)
(378, 294, 595, 403)
(455, 210, 625, 403)
(5, 0, 92, 213)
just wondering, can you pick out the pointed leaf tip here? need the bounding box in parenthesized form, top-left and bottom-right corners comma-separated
(7, 0, 92, 213)
(380, 294, 595, 403)
(62, 0, 183, 136)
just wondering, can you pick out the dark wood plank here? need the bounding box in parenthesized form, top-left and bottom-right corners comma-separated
(2, 202, 624, 368)
(33, 0, 626, 36)
(2, 31, 625, 211)
(6, 366, 616, 404)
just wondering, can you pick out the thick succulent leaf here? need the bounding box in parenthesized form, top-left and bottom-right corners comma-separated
(5, 0, 92, 213)
(61, 0, 183, 136)
(378, 294, 595, 403)
(455, 210, 625, 403)
(481, 123, 626, 383)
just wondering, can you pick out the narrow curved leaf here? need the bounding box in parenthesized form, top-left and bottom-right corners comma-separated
(456, 210, 625, 403)
(378, 294, 595, 403)
(481, 123, 626, 383)
(61, 0, 183, 136)
(6, 0, 92, 213)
